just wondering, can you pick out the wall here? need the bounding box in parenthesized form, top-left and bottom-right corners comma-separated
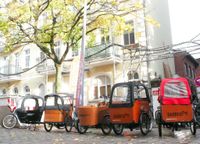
(146, 0, 175, 78)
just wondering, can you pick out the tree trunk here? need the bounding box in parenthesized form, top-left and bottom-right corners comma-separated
(54, 63, 62, 93)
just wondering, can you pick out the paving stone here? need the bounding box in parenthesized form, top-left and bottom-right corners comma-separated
(0, 127, 199, 144)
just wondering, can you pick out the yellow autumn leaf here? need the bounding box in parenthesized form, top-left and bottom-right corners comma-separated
(134, 2, 143, 9)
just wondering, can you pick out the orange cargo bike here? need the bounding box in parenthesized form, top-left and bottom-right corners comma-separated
(155, 77, 197, 137)
(108, 82, 152, 135)
(77, 98, 111, 135)
(43, 93, 73, 132)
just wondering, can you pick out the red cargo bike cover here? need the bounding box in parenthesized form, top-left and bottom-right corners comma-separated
(158, 77, 191, 105)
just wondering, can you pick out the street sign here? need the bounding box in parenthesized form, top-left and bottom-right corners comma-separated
(195, 77, 200, 87)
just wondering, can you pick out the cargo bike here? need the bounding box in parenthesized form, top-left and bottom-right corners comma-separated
(43, 93, 73, 132)
(76, 96, 112, 135)
(156, 77, 197, 137)
(2, 95, 44, 129)
(108, 81, 152, 135)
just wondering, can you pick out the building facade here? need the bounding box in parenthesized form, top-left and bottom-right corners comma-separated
(174, 51, 199, 94)
(0, 1, 149, 102)
(1, 0, 196, 106)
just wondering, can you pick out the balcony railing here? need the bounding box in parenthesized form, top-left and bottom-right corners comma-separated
(0, 65, 22, 82)
(85, 43, 121, 62)
(36, 59, 70, 74)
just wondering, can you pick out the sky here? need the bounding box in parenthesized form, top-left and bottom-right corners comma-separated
(168, 0, 200, 43)
(168, 0, 200, 58)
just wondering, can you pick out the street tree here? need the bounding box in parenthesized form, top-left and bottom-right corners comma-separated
(0, 0, 159, 92)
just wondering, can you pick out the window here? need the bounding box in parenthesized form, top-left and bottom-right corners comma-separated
(94, 75, 111, 99)
(24, 86, 30, 95)
(46, 97, 62, 106)
(188, 66, 191, 77)
(40, 52, 45, 61)
(193, 69, 196, 78)
(101, 35, 110, 44)
(134, 73, 139, 79)
(39, 84, 45, 96)
(15, 53, 20, 73)
(184, 63, 187, 75)
(127, 71, 139, 80)
(13, 87, 18, 94)
(112, 85, 130, 103)
(128, 71, 133, 80)
(164, 81, 188, 98)
(42, 12, 48, 20)
(123, 21, 135, 45)
(55, 48, 60, 58)
(19, 0, 25, 3)
(101, 29, 110, 44)
(72, 50, 78, 57)
(55, 41, 61, 47)
(133, 85, 147, 99)
(55, 41, 61, 58)
(189, 66, 192, 78)
(25, 49, 30, 68)
(3, 56, 8, 74)
(2, 89, 6, 95)
(184, 63, 190, 76)
(23, 97, 44, 110)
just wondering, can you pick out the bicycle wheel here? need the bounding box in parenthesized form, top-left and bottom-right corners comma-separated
(77, 120, 88, 134)
(156, 112, 162, 137)
(158, 122, 162, 137)
(195, 105, 200, 125)
(148, 110, 153, 132)
(65, 116, 73, 132)
(101, 115, 112, 135)
(139, 112, 150, 135)
(2, 114, 17, 129)
(44, 123, 53, 132)
(113, 124, 124, 135)
(190, 121, 196, 135)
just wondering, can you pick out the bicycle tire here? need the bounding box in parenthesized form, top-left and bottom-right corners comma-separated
(2, 114, 17, 129)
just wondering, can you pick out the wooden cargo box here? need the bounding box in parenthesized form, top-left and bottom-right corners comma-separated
(161, 104, 193, 122)
(44, 110, 66, 123)
(78, 105, 108, 126)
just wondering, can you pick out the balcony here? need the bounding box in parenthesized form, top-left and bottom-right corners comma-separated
(85, 43, 122, 67)
(36, 59, 71, 75)
(0, 65, 22, 83)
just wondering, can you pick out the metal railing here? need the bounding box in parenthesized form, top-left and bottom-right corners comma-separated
(0, 65, 22, 75)
(0, 65, 22, 81)
(85, 42, 121, 61)
(36, 59, 70, 73)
